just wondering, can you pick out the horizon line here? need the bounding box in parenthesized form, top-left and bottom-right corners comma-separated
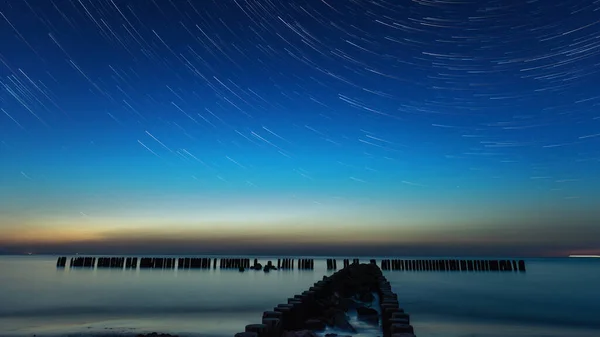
(0, 252, 569, 258)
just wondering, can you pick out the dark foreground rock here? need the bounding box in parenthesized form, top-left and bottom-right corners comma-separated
(136, 333, 178, 337)
(236, 262, 400, 337)
(282, 330, 319, 337)
(356, 306, 379, 324)
(299, 263, 383, 332)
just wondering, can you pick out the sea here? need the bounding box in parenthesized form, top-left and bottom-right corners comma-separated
(0, 255, 598, 337)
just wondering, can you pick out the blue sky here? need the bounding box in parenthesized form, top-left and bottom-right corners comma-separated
(1, 0, 599, 256)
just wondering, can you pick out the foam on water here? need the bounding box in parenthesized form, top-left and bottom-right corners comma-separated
(316, 292, 382, 337)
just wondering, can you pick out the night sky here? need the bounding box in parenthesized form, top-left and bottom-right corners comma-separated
(1, 0, 599, 256)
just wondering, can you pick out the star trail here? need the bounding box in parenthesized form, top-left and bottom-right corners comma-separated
(0, 0, 599, 256)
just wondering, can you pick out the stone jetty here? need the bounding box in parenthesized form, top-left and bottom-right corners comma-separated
(235, 262, 414, 337)
(57, 256, 526, 273)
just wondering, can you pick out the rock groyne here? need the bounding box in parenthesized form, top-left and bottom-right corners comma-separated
(235, 262, 415, 337)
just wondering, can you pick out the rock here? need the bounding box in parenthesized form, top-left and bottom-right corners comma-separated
(389, 318, 410, 326)
(327, 264, 380, 299)
(304, 318, 326, 331)
(263, 311, 283, 319)
(358, 291, 374, 302)
(338, 297, 358, 311)
(262, 264, 277, 272)
(235, 333, 258, 337)
(239, 267, 245, 272)
(332, 311, 357, 332)
(305, 264, 386, 333)
(391, 334, 416, 337)
(357, 306, 378, 316)
(262, 317, 281, 337)
(245, 323, 267, 337)
(356, 306, 378, 324)
(282, 330, 319, 337)
(356, 306, 378, 322)
(390, 323, 414, 334)
(254, 263, 263, 270)
(391, 312, 410, 323)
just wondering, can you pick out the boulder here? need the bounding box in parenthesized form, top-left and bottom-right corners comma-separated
(332, 311, 357, 332)
(358, 291, 374, 302)
(304, 318, 326, 331)
(357, 306, 378, 316)
(235, 333, 258, 337)
(338, 297, 358, 311)
(282, 330, 319, 337)
(390, 323, 414, 334)
(356, 306, 378, 324)
(245, 323, 268, 337)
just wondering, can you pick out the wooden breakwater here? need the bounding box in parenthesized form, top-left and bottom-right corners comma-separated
(235, 262, 415, 337)
(380, 259, 526, 272)
(56, 256, 317, 271)
(56, 256, 526, 272)
(56, 256, 67, 267)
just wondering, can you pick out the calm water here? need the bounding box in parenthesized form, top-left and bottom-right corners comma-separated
(0, 256, 599, 337)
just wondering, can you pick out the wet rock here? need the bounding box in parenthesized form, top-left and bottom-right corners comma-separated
(235, 333, 258, 337)
(308, 264, 388, 332)
(304, 318, 326, 331)
(282, 330, 319, 337)
(391, 312, 410, 323)
(390, 323, 414, 334)
(293, 264, 393, 335)
(245, 323, 267, 337)
(234, 331, 258, 337)
(332, 265, 380, 298)
(254, 263, 263, 270)
(332, 311, 357, 332)
(358, 291, 374, 302)
(136, 333, 178, 337)
(389, 318, 410, 326)
(239, 267, 245, 272)
(263, 310, 283, 319)
(262, 317, 281, 337)
(356, 306, 378, 324)
(356, 306, 378, 316)
(338, 297, 358, 311)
